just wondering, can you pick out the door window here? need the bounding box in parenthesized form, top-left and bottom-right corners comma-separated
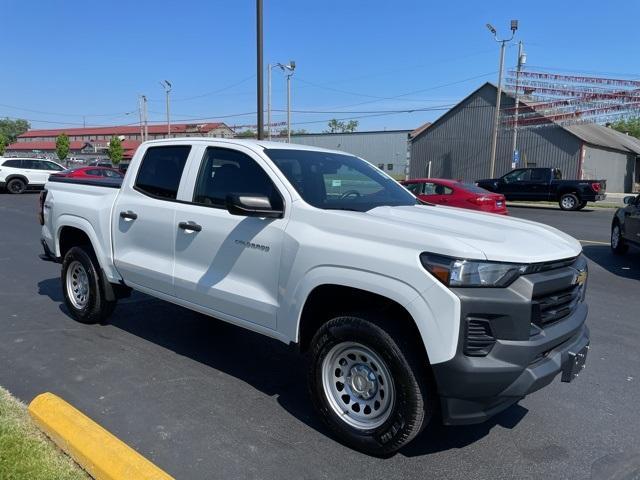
(503, 169, 531, 183)
(192, 147, 283, 209)
(404, 183, 423, 195)
(134, 145, 191, 199)
(43, 161, 64, 171)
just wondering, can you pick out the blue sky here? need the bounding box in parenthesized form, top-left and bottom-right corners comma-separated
(2, 0, 639, 133)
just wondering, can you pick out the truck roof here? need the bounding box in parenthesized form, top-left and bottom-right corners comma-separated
(141, 137, 347, 155)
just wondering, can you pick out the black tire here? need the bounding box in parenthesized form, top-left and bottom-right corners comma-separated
(308, 315, 435, 456)
(611, 221, 628, 255)
(6, 178, 26, 194)
(576, 200, 588, 210)
(61, 246, 116, 324)
(559, 193, 580, 211)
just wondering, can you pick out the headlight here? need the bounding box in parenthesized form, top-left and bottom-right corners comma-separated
(420, 253, 528, 287)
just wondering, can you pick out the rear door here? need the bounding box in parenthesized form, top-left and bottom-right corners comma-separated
(112, 144, 193, 296)
(172, 144, 290, 329)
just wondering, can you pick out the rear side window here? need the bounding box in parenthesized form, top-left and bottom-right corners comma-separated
(134, 145, 191, 199)
(1, 159, 23, 168)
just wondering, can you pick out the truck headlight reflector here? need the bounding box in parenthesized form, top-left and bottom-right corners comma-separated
(420, 253, 527, 287)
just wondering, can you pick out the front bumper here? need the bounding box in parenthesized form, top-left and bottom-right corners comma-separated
(432, 256, 590, 425)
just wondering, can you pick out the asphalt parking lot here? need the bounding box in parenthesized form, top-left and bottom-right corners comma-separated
(1, 194, 639, 480)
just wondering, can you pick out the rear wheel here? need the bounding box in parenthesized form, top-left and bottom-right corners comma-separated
(6, 178, 26, 194)
(576, 200, 588, 210)
(559, 193, 580, 211)
(611, 222, 628, 255)
(61, 246, 116, 324)
(308, 314, 435, 456)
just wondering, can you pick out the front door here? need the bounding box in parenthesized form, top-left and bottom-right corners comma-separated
(172, 145, 289, 329)
(112, 144, 193, 296)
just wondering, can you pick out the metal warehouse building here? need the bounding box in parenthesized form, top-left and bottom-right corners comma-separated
(282, 130, 411, 179)
(410, 82, 640, 192)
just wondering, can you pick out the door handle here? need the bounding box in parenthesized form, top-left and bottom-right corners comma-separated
(119, 210, 138, 221)
(178, 221, 202, 232)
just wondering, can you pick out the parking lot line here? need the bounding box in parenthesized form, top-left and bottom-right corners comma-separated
(579, 240, 610, 245)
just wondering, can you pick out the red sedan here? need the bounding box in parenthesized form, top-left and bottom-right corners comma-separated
(50, 166, 124, 179)
(401, 178, 508, 215)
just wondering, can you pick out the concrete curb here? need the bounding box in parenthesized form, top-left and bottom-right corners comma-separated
(28, 392, 173, 480)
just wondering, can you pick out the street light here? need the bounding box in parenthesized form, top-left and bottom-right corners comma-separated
(487, 20, 518, 178)
(160, 80, 172, 136)
(268, 61, 296, 142)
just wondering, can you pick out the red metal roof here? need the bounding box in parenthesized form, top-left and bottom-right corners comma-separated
(6, 141, 88, 150)
(18, 122, 228, 138)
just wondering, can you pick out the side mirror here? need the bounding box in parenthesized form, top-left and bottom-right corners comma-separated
(225, 194, 283, 218)
(623, 196, 636, 206)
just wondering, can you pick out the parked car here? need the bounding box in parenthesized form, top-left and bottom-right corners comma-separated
(39, 139, 590, 455)
(401, 178, 508, 215)
(476, 167, 607, 210)
(50, 166, 124, 180)
(0, 157, 65, 194)
(117, 162, 130, 174)
(89, 160, 113, 168)
(611, 194, 640, 254)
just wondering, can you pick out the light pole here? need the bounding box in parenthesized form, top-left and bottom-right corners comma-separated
(279, 61, 296, 142)
(487, 20, 518, 178)
(257, 0, 264, 140)
(160, 80, 172, 136)
(511, 41, 526, 167)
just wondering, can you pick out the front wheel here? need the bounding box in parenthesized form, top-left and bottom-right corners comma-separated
(611, 222, 628, 255)
(61, 246, 116, 324)
(559, 193, 580, 211)
(308, 315, 434, 456)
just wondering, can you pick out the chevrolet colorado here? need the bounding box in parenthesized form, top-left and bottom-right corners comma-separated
(40, 139, 590, 455)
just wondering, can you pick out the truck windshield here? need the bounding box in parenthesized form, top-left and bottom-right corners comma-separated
(264, 149, 418, 212)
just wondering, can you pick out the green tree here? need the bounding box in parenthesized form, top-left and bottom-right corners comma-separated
(236, 129, 257, 138)
(107, 136, 124, 165)
(0, 118, 30, 144)
(610, 117, 640, 139)
(0, 134, 6, 156)
(325, 119, 359, 133)
(55, 133, 70, 163)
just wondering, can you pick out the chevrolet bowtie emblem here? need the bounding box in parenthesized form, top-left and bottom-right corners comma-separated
(575, 270, 588, 286)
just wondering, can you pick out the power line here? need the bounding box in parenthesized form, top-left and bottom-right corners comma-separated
(147, 75, 256, 103)
(0, 103, 136, 118)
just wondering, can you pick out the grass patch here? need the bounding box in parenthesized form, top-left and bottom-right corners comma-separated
(0, 387, 88, 480)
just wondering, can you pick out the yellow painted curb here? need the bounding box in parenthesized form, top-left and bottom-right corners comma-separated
(28, 392, 173, 480)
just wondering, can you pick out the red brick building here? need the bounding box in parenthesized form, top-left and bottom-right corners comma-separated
(6, 122, 234, 162)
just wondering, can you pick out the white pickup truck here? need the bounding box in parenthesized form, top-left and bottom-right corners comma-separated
(40, 138, 590, 455)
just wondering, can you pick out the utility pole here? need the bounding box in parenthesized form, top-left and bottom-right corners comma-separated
(141, 95, 148, 142)
(267, 63, 272, 139)
(82, 116, 86, 128)
(160, 80, 172, 136)
(138, 96, 144, 141)
(487, 20, 518, 178)
(511, 41, 526, 168)
(256, 0, 264, 140)
(286, 70, 292, 143)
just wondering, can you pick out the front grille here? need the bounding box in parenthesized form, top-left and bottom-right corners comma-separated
(464, 318, 496, 356)
(532, 284, 582, 327)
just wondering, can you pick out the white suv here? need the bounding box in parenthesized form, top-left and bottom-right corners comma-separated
(0, 157, 65, 194)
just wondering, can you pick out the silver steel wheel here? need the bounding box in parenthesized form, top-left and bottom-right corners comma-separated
(561, 195, 576, 210)
(611, 225, 620, 249)
(321, 341, 395, 430)
(66, 260, 89, 309)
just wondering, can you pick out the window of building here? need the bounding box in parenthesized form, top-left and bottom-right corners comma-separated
(377, 164, 384, 170)
(387, 164, 394, 171)
(134, 145, 191, 199)
(192, 147, 282, 210)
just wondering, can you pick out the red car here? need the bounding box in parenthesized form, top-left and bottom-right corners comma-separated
(50, 166, 124, 180)
(401, 178, 508, 215)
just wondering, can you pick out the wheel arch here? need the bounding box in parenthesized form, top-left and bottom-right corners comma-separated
(55, 216, 121, 283)
(5, 174, 29, 185)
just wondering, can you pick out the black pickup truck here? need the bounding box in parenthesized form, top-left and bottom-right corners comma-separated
(476, 168, 607, 211)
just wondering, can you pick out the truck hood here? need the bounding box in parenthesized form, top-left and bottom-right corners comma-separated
(362, 204, 582, 263)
